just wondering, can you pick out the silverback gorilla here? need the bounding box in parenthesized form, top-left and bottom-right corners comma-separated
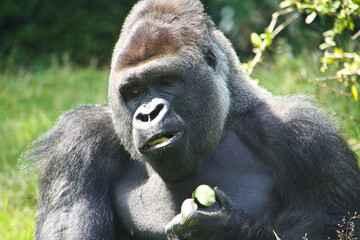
(27, 0, 360, 239)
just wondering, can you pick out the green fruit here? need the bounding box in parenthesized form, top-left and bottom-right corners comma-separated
(148, 136, 169, 147)
(192, 184, 216, 207)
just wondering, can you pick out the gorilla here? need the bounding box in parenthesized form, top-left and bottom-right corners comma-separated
(27, 0, 360, 239)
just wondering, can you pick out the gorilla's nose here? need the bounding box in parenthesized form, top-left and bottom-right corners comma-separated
(133, 98, 169, 127)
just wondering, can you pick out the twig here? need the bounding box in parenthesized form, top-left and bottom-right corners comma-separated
(325, 51, 360, 59)
(247, 8, 299, 75)
(272, 12, 300, 38)
(314, 71, 360, 82)
(268, 8, 295, 32)
(314, 75, 339, 81)
(351, 29, 360, 40)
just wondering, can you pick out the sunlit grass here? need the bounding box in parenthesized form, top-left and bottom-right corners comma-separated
(0, 65, 109, 239)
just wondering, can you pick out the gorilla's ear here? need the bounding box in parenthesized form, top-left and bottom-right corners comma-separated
(204, 47, 217, 69)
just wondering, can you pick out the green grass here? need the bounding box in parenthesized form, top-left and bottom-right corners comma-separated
(0, 65, 109, 239)
(0, 57, 359, 239)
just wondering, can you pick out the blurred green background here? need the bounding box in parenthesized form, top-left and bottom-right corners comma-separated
(1, 0, 317, 69)
(0, 0, 359, 239)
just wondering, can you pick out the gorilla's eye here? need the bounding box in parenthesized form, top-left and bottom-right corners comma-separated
(204, 48, 217, 69)
(128, 89, 142, 99)
(132, 90, 140, 95)
(119, 83, 145, 103)
(160, 78, 172, 86)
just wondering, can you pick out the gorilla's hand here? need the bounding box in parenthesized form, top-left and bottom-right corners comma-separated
(165, 187, 241, 240)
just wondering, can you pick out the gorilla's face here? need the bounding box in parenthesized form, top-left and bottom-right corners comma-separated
(109, 54, 230, 181)
(109, 11, 230, 181)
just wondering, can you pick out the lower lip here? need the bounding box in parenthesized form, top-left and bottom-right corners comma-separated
(140, 131, 184, 152)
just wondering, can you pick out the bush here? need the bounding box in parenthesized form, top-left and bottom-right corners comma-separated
(0, 0, 133, 70)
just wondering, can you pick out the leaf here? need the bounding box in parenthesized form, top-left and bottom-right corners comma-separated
(334, 48, 343, 54)
(320, 57, 335, 64)
(319, 43, 330, 50)
(305, 12, 317, 24)
(349, 21, 355, 31)
(351, 85, 359, 101)
(251, 32, 263, 48)
(325, 37, 335, 45)
(261, 29, 273, 47)
(279, 0, 293, 9)
(323, 30, 335, 37)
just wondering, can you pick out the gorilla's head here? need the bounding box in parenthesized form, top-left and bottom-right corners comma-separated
(108, 0, 262, 181)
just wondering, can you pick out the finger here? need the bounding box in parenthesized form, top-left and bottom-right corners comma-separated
(181, 198, 198, 223)
(165, 214, 182, 237)
(213, 186, 234, 209)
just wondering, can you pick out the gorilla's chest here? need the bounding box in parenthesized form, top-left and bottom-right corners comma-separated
(114, 133, 275, 239)
(114, 170, 182, 239)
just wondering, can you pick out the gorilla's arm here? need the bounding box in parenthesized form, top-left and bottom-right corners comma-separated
(26, 105, 127, 240)
(236, 96, 360, 239)
(166, 187, 278, 240)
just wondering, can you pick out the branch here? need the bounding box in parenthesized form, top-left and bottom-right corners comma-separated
(272, 12, 300, 38)
(268, 8, 295, 32)
(309, 80, 353, 98)
(314, 75, 339, 82)
(351, 29, 360, 40)
(325, 51, 360, 59)
(247, 8, 299, 75)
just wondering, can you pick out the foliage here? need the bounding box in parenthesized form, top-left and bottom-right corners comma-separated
(245, 0, 360, 102)
(332, 212, 360, 240)
(0, 0, 284, 71)
(0, 0, 133, 70)
(283, 0, 360, 101)
(278, 212, 360, 239)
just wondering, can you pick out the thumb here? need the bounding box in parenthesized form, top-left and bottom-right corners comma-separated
(214, 186, 234, 209)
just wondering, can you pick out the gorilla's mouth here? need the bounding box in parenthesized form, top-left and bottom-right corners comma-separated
(140, 131, 183, 151)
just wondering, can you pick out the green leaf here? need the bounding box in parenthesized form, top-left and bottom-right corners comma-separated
(320, 57, 335, 64)
(351, 85, 359, 101)
(279, 0, 293, 9)
(305, 12, 317, 24)
(319, 43, 330, 50)
(261, 29, 273, 47)
(148, 136, 170, 147)
(323, 30, 335, 37)
(251, 33, 263, 48)
(349, 21, 355, 31)
(334, 48, 343, 55)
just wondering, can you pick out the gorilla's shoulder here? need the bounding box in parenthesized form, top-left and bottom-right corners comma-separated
(57, 105, 114, 135)
(45, 105, 117, 146)
(236, 95, 342, 154)
(266, 95, 337, 132)
(24, 105, 124, 173)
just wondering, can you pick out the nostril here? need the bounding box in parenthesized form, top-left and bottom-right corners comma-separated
(136, 113, 149, 122)
(135, 104, 164, 123)
(149, 104, 164, 121)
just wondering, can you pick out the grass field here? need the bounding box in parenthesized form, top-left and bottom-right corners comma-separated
(0, 64, 109, 239)
(0, 57, 359, 239)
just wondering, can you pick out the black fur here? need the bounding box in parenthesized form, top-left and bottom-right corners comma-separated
(26, 0, 360, 239)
